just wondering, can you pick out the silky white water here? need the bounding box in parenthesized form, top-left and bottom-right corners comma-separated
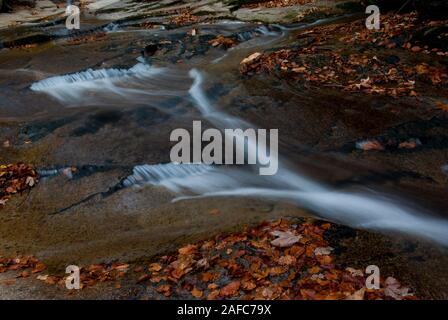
(125, 68, 448, 246)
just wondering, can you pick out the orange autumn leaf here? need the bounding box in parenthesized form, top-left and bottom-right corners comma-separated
(191, 287, 203, 298)
(308, 266, 321, 274)
(207, 290, 220, 300)
(278, 255, 296, 266)
(178, 244, 197, 255)
(436, 101, 448, 112)
(220, 281, 241, 297)
(201, 272, 215, 282)
(148, 263, 162, 272)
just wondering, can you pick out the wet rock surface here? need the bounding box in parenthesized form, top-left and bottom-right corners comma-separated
(0, 0, 447, 299)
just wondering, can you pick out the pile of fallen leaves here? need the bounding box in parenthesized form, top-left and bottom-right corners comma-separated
(35, 263, 131, 288)
(136, 219, 416, 300)
(0, 220, 416, 300)
(340, 13, 448, 56)
(170, 10, 199, 26)
(0, 163, 38, 206)
(208, 35, 238, 49)
(242, 0, 315, 9)
(0, 256, 46, 278)
(0, 255, 128, 288)
(239, 13, 448, 97)
(66, 32, 108, 46)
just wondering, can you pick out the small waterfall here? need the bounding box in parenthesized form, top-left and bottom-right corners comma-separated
(29, 63, 175, 105)
(30, 63, 157, 91)
(254, 25, 281, 36)
(123, 163, 215, 193)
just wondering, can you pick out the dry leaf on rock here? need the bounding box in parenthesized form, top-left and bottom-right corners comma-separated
(270, 231, 302, 247)
(346, 287, 366, 300)
(314, 247, 333, 256)
(220, 281, 240, 297)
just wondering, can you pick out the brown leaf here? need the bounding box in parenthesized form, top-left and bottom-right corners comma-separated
(290, 245, 305, 257)
(356, 139, 384, 151)
(191, 287, 203, 298)
(220, 281, 241, 297)
(278, 255, 296, 266)
(308, 266, 321, 274)
(242, 280, 257, 291)
(113, 264, 129, 272)
(270, 231, 302, 248)
(156, 284, 172, 297)
(384, 277, 413, 300)
(201, 272, 215, 282)
(148, 263, 162, 272)
(346, 287, 366, 300)
(269, 266, 287, 275)
(436, 101, 448, 112)
(207, 290, 219, 300)
(241, 52, 262, 65)
(314, 247, 333, 256)
(31, 262, 46, 274)
(137, 274, 150, 283)
(178, 244, 197, 255)
(208, 283, 218, 290)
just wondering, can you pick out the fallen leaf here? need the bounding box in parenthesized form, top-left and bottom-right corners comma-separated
(436, 101, 448, 112)
(398, 139, 421, 149)
(241, 52, 262, 65)
(137, 274, 150, 283)
(220, 281, 241, 297)
(384, 277, 413, 300)
(346, 267, 364, 277)
(156, 284, 172, 297)
(36, 274, 48, 281)
(308, 266, 321, 274)
(314, 247, 333, 256)
(207, 290, 220, 300)
(32, 263, 46, 273)
(270, 231, 302, 247)
(178, 244, 197, 255)
(346, 287, 366, 300)
(356, 139, 384, 151)
(242, 280, 257, 291)
(191, 287, 203, 298)
(278, 255, 296, 266)
(148, 263, 162, 272)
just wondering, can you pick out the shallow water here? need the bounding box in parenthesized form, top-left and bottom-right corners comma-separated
(1, 15, 448, 251)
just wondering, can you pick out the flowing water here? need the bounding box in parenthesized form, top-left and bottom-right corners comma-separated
(2, 16, 448, 253)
